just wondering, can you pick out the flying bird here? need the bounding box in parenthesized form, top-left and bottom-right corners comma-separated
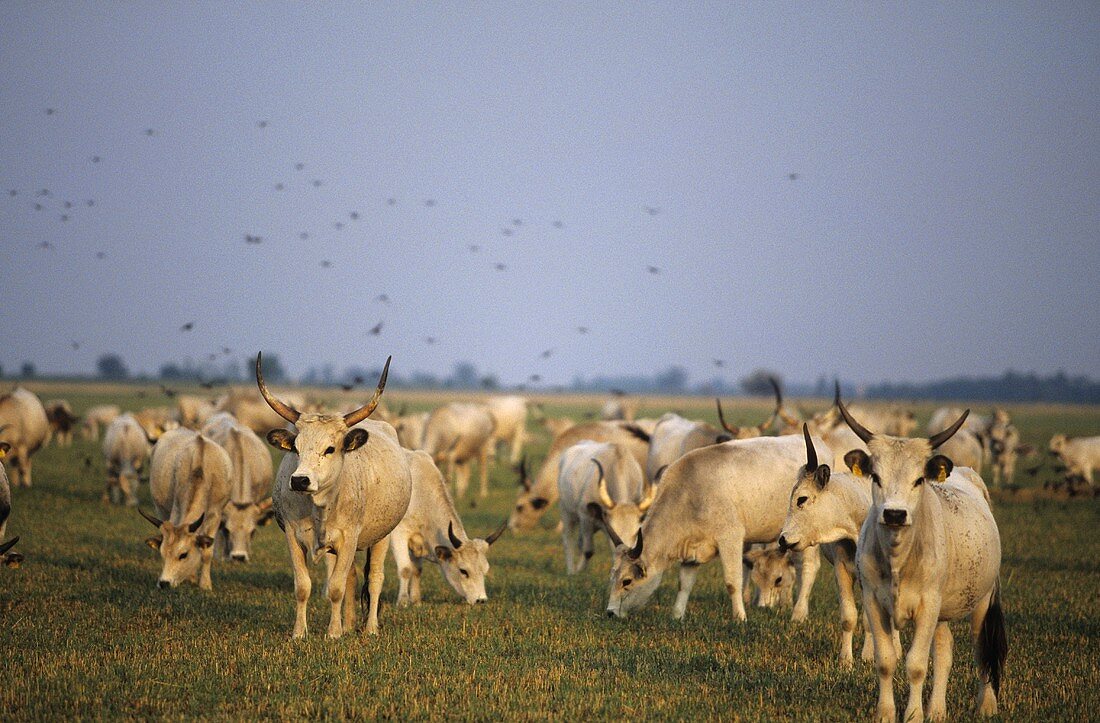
(45, 108, 56, 115)
(257, 120, 268, 128)
(424, 337, 436, 345)
(528, 374, 541, 383)
(85, 199, 94, 207)
(552, 220, 563, 228)
(274, 183, 284, 191)
(788, 173, 799, 181)
(512, 219, 523, 226)
(501, 228, 513, 237)
(333, 222, 344, 230)
(37, 241, 52, 250)
(387, 198, 397, 206)
(374, 294, 389, 303)
(221, 347, 232, 355)
(244, 234, 262, 244)
(540, 349, 553, 359)
(713, 359, 724, 368)
(577, 327, 589, 334)
(646, 266, 660, 274)
(71, 341, 80, 350)
(349, 211, 360, 220)
(424, 199, 436, 207)
(352, 375, 364, 385)
(320, 260, 332, 268)
(643, 206, 660, 216)
(7, 190, 16, 197)
(95, 251, 105, 260)
(91, 156, 101, 163)
(468, 244, 480, 253)
(295, 162, 305, 170)
(63, 201, 73, 209)
(312, 179, 323, 187)
(180, 322, 194, 332)
(60, 214, 69, 222)
(143, 128, 156, 136)
(34, 204, 43, 211)
(299, 232, 310, 240)
(37, 189, 50, 197)
(494, 263, 507, 271)
(368, 321, 383, 336)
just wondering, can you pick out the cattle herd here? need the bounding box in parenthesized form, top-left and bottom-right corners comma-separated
(1, 361, 1099, 721)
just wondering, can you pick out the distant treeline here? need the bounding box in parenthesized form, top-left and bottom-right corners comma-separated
(866, 370, 1100, 404)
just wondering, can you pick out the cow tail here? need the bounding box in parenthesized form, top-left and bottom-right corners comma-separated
(978, 578, 1007, 698)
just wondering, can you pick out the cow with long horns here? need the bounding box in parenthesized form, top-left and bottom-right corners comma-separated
(390, 450, 506, 605)
(139, 427, 232, 590)
(257, 353, 412, 639)
(838, 389, 1006, 721)
(714, 378, 783, 440)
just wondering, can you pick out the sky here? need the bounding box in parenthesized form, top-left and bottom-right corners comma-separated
(1, 2, 1097, 387)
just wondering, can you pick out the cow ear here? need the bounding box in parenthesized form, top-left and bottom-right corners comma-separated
(925, 455, 953, 483)
(844, 450, 870, 477)
(195, 535, 215, 549)
(343, 428, 369, 452)
(434, 546, 453, 561)
(145, 536, 162, 550)
(531, 497, 549, 510)
(814, 464, 831, 489)
(266, 429, 296, 451)
(743, 548, 766, 568)
(0, 441, 9, 458)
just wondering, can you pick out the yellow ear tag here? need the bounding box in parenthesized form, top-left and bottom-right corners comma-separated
(0, 449, 6, 459)
(937, 466, 948, 482)
(851, 461, 862, 477)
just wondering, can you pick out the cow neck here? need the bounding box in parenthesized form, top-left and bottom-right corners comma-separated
(876, 485, 940, 594)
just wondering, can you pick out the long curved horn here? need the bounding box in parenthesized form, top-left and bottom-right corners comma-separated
(188, 512, 206, 533)
(255, 352, 300, 423)
(753, 377, 783, 433)
(447, 520, 463, 549)
(627, 528, 644, 560)
(0, 537, 18, 555)
(592, 459, 615, 508)
(803, 423, 818, 471)
(929, 410, 970, 449)
(592, 505, 625, 547)
(138, 508, 163, 528)
(484, 519, 508, 545)
(715, 398, 738, 436)
(835, 381, 873, 444)
(343, 356, 391, 427)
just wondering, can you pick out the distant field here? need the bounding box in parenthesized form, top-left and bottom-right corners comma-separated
(1, 384, 1098, 719)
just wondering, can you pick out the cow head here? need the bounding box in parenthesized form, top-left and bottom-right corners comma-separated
(258, 352, 389, 495)
(434, 520, 506, 604)
(221, 498, 274, 562)
(743, 546, 794, 608)
(1048, 434, 1067, 457)
(836, 384, 966, 529)
(605, 528, 662, 618)
(585, 457, 653, 551)
(508, 457, 550, 531)
(140, 508, 213, 588)
(779, 425, 846, 551)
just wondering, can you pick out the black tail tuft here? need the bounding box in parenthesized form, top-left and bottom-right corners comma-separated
(978, 579, 1007, 698)
(622, 424, 651, 444)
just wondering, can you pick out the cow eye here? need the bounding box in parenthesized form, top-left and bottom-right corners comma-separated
(324, 446, 336, 456)
(459, 569, 469, 578)
(178, 552, 188, 560)
(621, 577, 632, 587)
(796, 496, 808, 508)
(775, 576, 783, 585)
(914, 477, 924, 487)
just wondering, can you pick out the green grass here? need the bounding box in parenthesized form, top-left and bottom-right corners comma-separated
(1, 386, 1098, 719)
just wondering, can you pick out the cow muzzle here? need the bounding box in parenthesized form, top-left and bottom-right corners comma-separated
(290, 475, 311, 492)
(230, 552, 248, 563)
(881, 508, 908, 527)
(157, 579, 171, 590)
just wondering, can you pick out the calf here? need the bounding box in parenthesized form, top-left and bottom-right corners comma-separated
(202, 412, 275, 562)
(390, 450, 506, 605)
(139, 428, 231, 590)
(420, 403, 496, 499)
(557, 441, 653, 574)
(605, 434, 827, 622)
(839, 396, 1005, 721)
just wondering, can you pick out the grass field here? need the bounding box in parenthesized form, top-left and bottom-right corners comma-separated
(1, 383, 1098, 720)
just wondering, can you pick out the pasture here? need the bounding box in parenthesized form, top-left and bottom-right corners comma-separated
(1, 382, 1098, 720)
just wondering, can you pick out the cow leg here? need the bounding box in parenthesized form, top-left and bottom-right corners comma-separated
(391, 536, 415, 607)
(673, 563, 700, 620)
(902, 599, 940, 723)
(835, 558, 858, 668)
(792, 544, 819, 622)
(409, 556, 423, 604)
(286, 531, 312, 638)
(198, 537, 214, 591)
(970, 591, 998, 716)
(325, 539, 356, 639)
(864, 589, 898, 723)
(560, 514, 579, 574)
(478, 445, 490, 498)
(363, 536, 388, 635)
(717, 532, 748, 621)
(510, 425, 524, 465)
(576, 515, 597, 573)
(928, 622, 953, 721)
(343, 560, 358, 632)
(106, 472, 119, 504)
(454, 460, 470, 499)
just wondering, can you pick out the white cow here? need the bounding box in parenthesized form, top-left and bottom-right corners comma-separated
(0, 435, 23, 567)
(178, 395, 219, 429)
(1049, 434, 1100, 489)
(420, 403, 496, 499)
(484, 395, 527, 465)
(201, 412, 275, 562)
(102, 413, 153, 506)
(509, 421, 651, 532)
(390, 450, 506, 606)
(260, 354, 412, 639)
(80, 404, 121, 440)
(838, 397, 1005, 721)
(0, 388, 49, 488)
(645, 413, 730, 484)
(936, 428, 984, 471)
(139, 428, 232, 590)
(557, 441, 653, 574)
(393, 411, 429, 450)
(987, 417, 1022, 487)
(605, 434, 828, 622)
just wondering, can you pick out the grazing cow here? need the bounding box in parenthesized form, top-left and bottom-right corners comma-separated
(44, 399, 79, 447)
(393, 411, 428, 450)
(1049, 434, 1100, 489)
(419, 403, 496, 499)
(600, 397, 638, 422)
(0, 436, 24, 567)
(987, 419, 1021, 487)
(390, 450, 506, 605)
(509, 421, 651, 532)
(217, 388, 307, 435)
(140, 428, 232, 590)
(605, 434, 828, 622)
(201, 413, 274, 562)
(838, 396, 1005, 721)
(102, 413, 153, 506)
(532, 403, 576, 439)
(557, 441, 653, 574)
(484, 395, 527, 464)
(178, 395, 219, 429)
(927, 406, 990, 438)
(80, 404, 120, 440)
(742, 543, 796, 609)
(259, 354, 412, 639)
(645, 413, 730, 484)
(0, 388, 49, 488)
(133, 406, 180, 439)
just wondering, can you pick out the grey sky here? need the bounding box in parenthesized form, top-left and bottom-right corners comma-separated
(2, 2, 1097, 386)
